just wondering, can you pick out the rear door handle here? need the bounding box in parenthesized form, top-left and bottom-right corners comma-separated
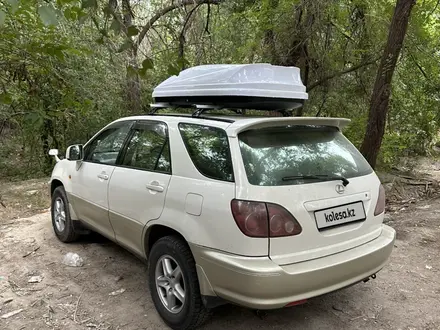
(146, 182, 164, 192)
(97, 173, 109, 180)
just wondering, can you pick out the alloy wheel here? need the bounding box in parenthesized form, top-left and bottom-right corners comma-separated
(155, 255, 186, 313)
(54, 197, 66, 232)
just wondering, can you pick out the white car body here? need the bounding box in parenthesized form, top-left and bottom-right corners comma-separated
(50, 114, 395, 310)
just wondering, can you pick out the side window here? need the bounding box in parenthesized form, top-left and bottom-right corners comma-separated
(121, 121, 171, 173)
(179, 123, 234, 182)
(84, 121, 132, 165)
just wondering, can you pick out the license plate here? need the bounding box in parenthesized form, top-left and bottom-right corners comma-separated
(314, 201, 366, 230)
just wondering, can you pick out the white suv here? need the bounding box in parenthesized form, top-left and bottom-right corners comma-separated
(48, 65, 395, 330)
(49, 115, 395, 329)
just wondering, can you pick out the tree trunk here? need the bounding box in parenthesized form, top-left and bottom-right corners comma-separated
(277, 0, 313, 116)
(359, 0, 416, 168)
(262, 0, 279, 64)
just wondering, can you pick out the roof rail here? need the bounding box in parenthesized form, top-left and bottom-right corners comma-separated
(147, 113, 236, 123)
(148, 103, 295, 117)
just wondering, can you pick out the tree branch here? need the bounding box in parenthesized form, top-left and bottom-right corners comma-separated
(179, 4, 202, 67)
(427, 0, 440, 19)
(408, 53, 428, 79)
(315, 87, 328, 117)
(330, 20, 354, 41)
(135, 0, 222, 52)
(307, 57, 380, 91)
(204, 3, 211, 34)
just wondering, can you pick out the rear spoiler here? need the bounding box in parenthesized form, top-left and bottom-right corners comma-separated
(226, 117, 351, 137)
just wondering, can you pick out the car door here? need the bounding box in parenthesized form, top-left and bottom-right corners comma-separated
(70, 120, 133, 239)
(108, 120, 172, 255)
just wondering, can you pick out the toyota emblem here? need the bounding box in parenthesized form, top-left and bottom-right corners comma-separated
(335, 184, 345, 194)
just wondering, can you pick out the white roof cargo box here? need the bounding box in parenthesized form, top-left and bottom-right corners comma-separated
(152, 64, 308, 111)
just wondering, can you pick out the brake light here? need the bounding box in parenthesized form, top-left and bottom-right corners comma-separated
(230, 200, 268, 237)
(374, 184, 386, 216)
(231, 200, 302, 238)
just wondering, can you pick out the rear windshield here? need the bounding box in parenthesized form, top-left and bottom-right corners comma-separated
(238, 125, 373, 186)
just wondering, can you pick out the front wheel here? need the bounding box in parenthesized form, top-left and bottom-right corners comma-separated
(51, 186, 79, 243)
(148, 236, 211, 330)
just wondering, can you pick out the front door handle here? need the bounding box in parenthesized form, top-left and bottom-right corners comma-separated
(146, 182, 164, 193)
(97, 173, 109, 180)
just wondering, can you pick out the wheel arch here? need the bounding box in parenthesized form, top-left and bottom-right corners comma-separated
(144, 224, 189, 258)
(50, 179, 64, 197)
(49, 177, 79, 221)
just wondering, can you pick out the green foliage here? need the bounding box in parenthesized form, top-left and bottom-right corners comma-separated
(38, 5, 59, 26)
(127, 26, 139, 37)
(110, 19, 121, 34)
(117, 39, 132, 52)
(377, 133, 409, 166)
(82, 0, 98, 9)
(142, 58, 154, 70)
(0, 0, 127, 179)
(0, 0, 439, 179)
(0, 9, 6, 25)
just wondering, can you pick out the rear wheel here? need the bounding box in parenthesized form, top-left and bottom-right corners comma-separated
(148, 236, 211, 329)
(51, 186, 79, 243)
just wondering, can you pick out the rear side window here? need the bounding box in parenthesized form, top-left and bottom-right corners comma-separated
(238, 125, 373, 186)
(179, 123, 234, 182)
(121, 121, 171, 173)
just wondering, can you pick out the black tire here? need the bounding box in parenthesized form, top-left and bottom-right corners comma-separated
(148, 236, 211, 330)
(51, 186, 79, 243)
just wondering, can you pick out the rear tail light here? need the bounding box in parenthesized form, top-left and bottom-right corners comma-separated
(267, 203, 302, 237)
(231, 200, 302, 238)
(230, 200, 268, 237)
(374, 184, 386, 216)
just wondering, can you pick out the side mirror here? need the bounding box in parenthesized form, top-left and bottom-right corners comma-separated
(49, 149, 58, 156)
(66, 145, 84, 161)
(48, 149, 60, 163)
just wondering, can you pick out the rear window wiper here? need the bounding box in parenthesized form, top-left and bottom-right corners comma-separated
(282, 174, 350, 186)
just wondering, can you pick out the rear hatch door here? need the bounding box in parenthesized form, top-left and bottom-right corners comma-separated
(233, 124, 384, 265)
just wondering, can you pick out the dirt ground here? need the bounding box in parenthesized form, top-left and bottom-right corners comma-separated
(0, 158, 440, 330)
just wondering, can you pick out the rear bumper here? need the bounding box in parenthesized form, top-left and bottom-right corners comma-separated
(191, 224, 395, 309)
